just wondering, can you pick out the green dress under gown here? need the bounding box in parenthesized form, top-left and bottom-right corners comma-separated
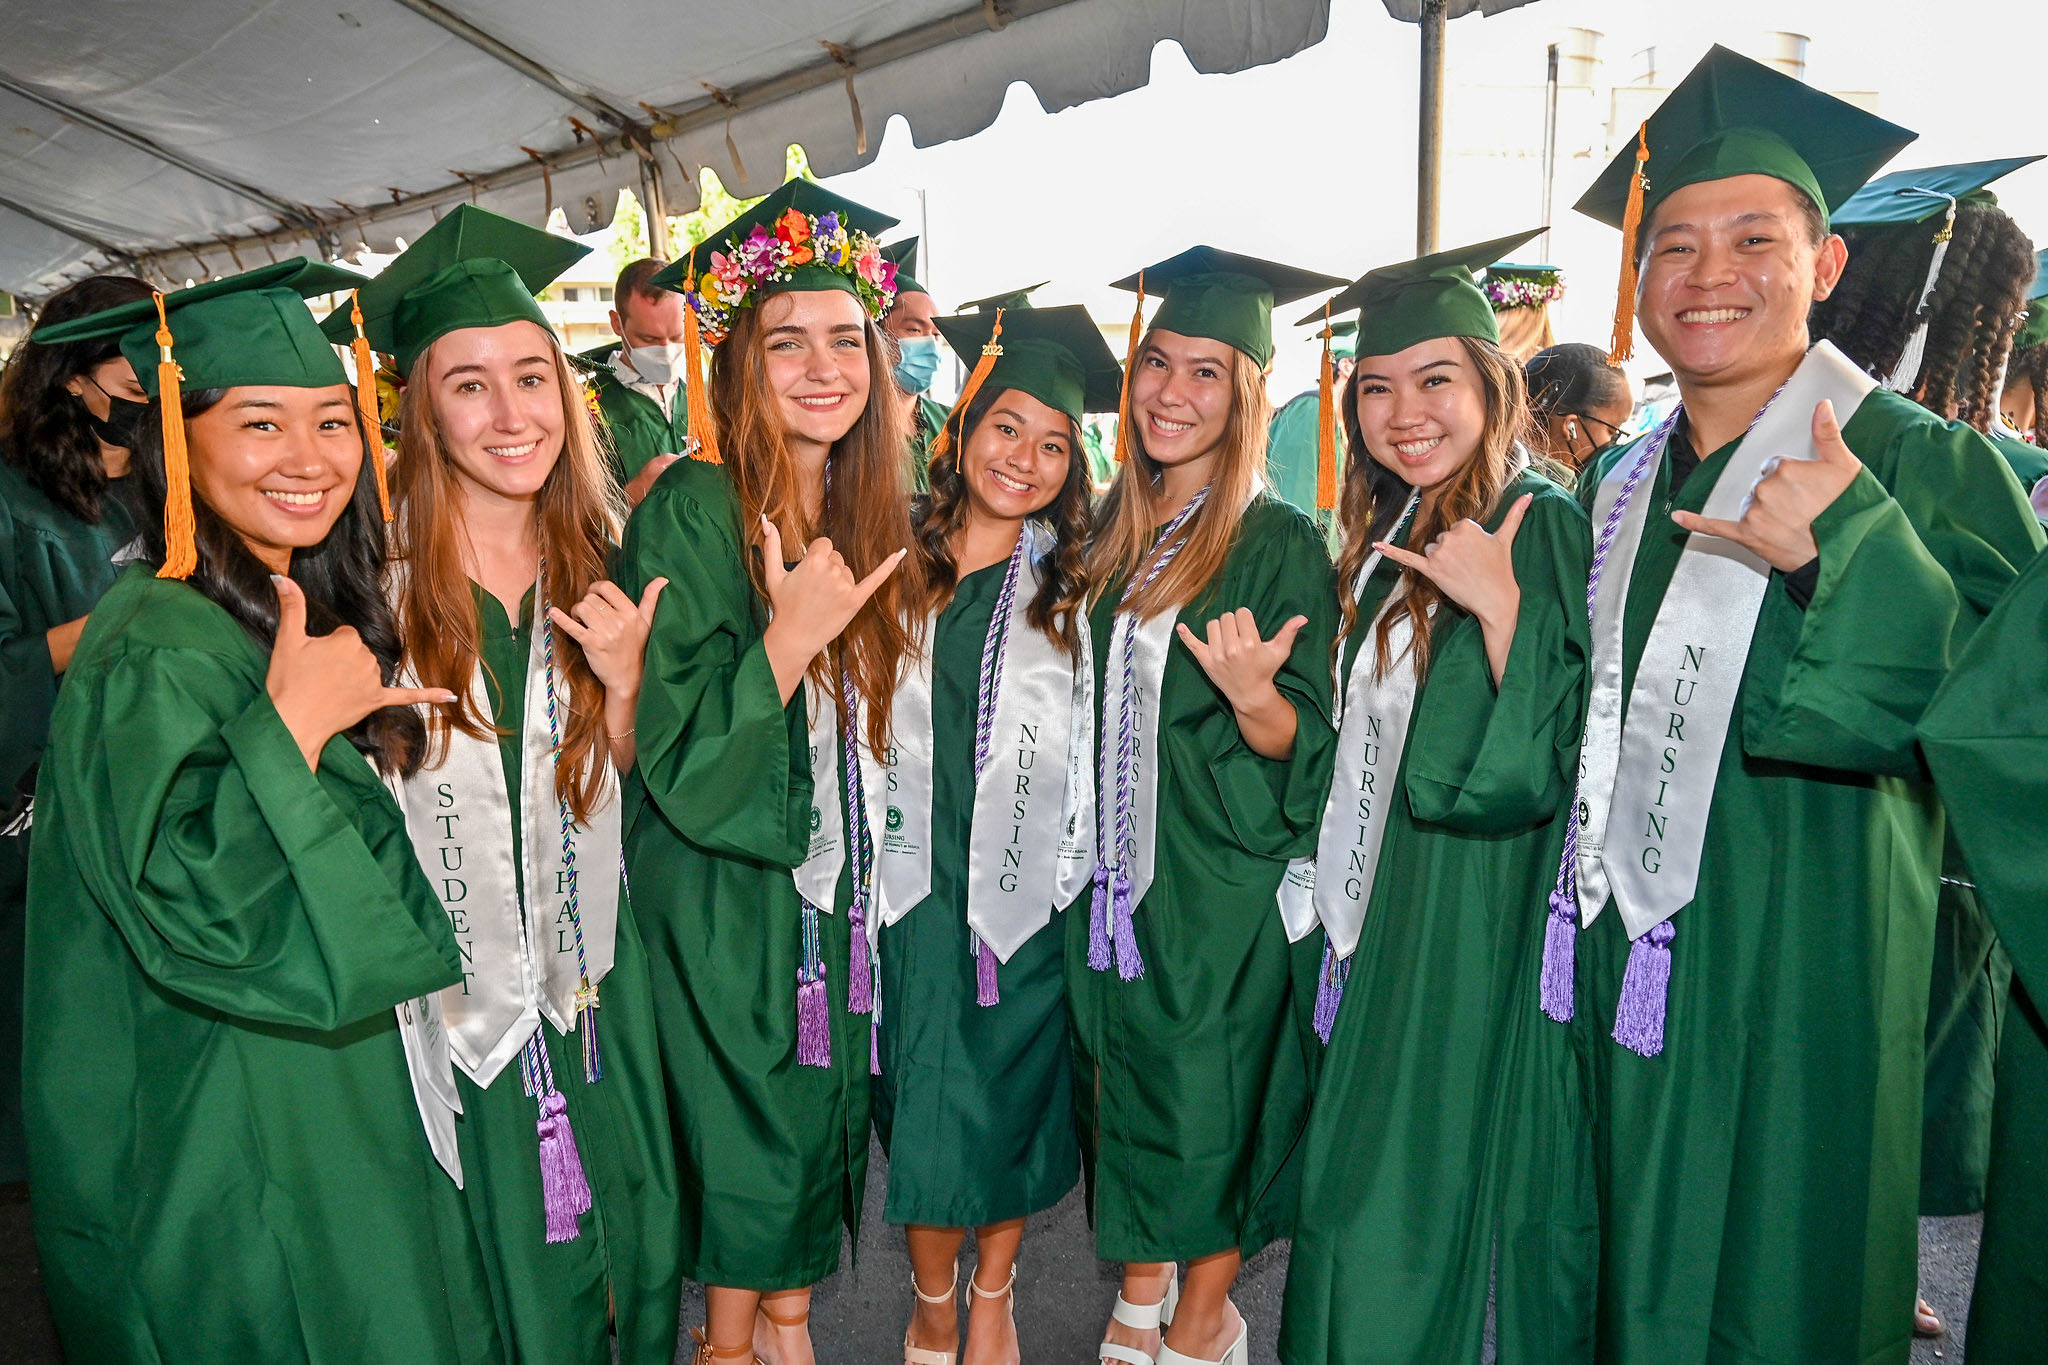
(1568, 390, 2043, 1365)
(412, 585, 681, 1364)
(1919, 545, 2048, 1359)
(0, 458, 134, 1183)
(23, 564, 504, 1364)
(872, 558, 1079, 1229)
(1065, 493, 1339, 1264)
(1279, 471, 1595, 1364)
(618, 456, 869, 1290)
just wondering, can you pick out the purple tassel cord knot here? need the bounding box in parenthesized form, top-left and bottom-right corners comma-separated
(1312, 941, 1348, 1044)
(795, 899, 833, 1068)
(1109, 870, 1144, 981)
(1539, 888, 1579, 1024)
(1087, 868, 1114, 971)
(1611, 919, 1675, 1058)
(536, 1088, 593, 1243)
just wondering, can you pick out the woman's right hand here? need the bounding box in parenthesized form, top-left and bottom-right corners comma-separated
(758, 515, 905, 703)
(265, 575, 455, 770)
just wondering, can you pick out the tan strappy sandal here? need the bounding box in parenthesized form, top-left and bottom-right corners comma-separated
(968, 1262, 1019, 1361)
(689, 1325, 761, 1365)
(905, 1261, 960, 1365)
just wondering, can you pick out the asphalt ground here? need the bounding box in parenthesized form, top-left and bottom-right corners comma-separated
(0, 1157, 1988, 1363)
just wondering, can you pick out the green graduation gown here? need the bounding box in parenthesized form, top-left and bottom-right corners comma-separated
(872, 559, 1080, 1228)
(0, 459, 133, 1182)
(1570, 390, 2044, 1365)
(585, 343, 690, 485)
(1919, 546, 2048, 1360)
(1066, 494, 1339, 1263)
(619, 456, 869, 1290)
(1280, 472, 1595, 1365)
(1263, 391, 1321, 514)
(24, 565, 503, 1364)
(908, 393, 948, 494)
(422, 586, 681, 1364)
(1991, 431, 2048, 497)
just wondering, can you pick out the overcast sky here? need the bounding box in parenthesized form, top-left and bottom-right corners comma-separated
(815, 0, 2048, 398)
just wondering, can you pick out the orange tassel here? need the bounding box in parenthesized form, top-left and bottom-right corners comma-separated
(932, 308, 1006, 461)
(152, 294, 197, 580)
(681, 247, 721, 464)
(1112, 271, 1146, 465)
(1608, 122, 1651, 365)
(348, 290, 392, 522)
(1316, 304, 1338, 512)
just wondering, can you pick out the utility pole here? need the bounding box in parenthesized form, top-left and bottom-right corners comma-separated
(1539, 42, 1560, 259)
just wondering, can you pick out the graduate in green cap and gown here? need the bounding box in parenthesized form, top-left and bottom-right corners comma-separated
(1275, 231, 1597, 1365)
(0, 273, 155, 1183)
(881, 237, 950, 483)
(1264, 321, 1355, 517)
(1551, 46, 2046, 1363)
(1918, 546, 2048, 1359)
(327, 203, 683, 1365)
(24, 261, 505, 1364)
(878, 305, 1115, 1365)
(581, 256, 694, 506)
(1811, 161, 2046, 1297)
(623, 180, 915, 1364)
(1075, 246, 1342, 1365)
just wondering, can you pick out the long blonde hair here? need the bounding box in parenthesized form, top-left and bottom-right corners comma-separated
(1335, 334, 1531, 680)
(391, 335, 624, 823)
(708, 298, 915, 754)
(1085, 332, 1271, 619)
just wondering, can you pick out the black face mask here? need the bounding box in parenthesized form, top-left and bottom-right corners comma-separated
(81, 380, 148, 451)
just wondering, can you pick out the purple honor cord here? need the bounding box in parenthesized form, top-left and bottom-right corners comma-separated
(1089, 485, 1211, 980)
(840, 667, 880, 1076)
(969, 530, 1031, 1006)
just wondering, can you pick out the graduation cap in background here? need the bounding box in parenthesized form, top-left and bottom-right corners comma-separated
(1574, 44, 1917, 362)
(319, 203, 588, 379)
(2017, 249, 2048, 355)
(927, 303, 1124, 465)
(881, 236, 926, 297)
(35, 259, 373, 578)
(956, 283, 1048, 314)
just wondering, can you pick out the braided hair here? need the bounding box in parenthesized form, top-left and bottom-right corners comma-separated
(1812, 201, 2037, 430)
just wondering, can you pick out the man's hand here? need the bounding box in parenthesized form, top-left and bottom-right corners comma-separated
(1671, 399, 1863, 573)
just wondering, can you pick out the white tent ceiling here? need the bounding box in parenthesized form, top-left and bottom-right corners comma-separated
(0, 0, 1332, 298)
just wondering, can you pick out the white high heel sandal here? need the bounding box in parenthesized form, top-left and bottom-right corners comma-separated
(1154, 1310, 1249, 1365)
(904, 1262, 959, 1365)
(1097, 1269, 1180, 1365)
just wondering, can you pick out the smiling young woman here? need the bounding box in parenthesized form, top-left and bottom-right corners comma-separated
(618, 181, 913, 1365)
(336, 204, 684, 1365)
(19, 262, 505, 1363)
(1075, 247, 1343, 1365)
(1272, 234, 1596, 1365)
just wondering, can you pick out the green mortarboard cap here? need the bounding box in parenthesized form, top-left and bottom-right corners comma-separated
(932, 305, 1123, 423)
(881, 237, 927, 296)
(1575, 45, 1915, 231)
(1111, 246, 1344, 369)
(648, 180, 897, 300)
(956, 282, 1048, 314)
(321, 203, 587, 376)
(36, 258, 367, 396)
(2017, 249, 2048, 353)
(1301, 230, 1542, 359)
(1833, 156, 2043, 227)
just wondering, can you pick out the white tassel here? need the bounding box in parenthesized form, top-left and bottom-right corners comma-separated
(1884, 191, 1959, 393)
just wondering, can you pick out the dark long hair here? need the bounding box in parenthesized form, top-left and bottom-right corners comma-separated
(131, 387, 425, 776)
(909, 385, 1091, 655)
(1812, 202, 2038, 430)
(2010, 342, 2048, 448)
(0, 274, 155, 521)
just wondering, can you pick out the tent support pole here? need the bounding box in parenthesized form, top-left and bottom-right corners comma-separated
(1416, 0, 1446, 254)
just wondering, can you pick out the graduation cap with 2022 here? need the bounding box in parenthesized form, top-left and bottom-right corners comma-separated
(1299, 229, 1545, 359)
(1574, 44, 1918, 361)
(933, 304, 1123, 425)
(319, 203, 589, 378)
(34, 258, 377, 578)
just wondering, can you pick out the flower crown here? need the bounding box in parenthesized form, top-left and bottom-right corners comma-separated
(686, 207, 898, 345)
(1481, 266, 1565, 312)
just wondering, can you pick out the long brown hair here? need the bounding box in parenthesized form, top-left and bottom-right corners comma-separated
(709, 297, 915, 753)
(1335, 334, 1530, 680)
(1085, 331, 1270, 619)
(391, 335, 623, 823)
(909, 385, 1091, 655)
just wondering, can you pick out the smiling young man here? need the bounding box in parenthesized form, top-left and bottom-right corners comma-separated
(584, 257, 693, 504)
(1554, 46, 2046, 1365)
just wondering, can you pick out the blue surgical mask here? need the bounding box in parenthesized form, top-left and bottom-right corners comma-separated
(893, 336, 941, 395)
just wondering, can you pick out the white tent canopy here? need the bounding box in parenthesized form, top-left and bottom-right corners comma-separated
(0, 0, 1331, 298)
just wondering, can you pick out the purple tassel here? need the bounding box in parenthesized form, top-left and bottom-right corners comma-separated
(1111, 870, 1145, 980)
(535, 1088, 592, 1243)
(1540, 890, 1579, 1024)
(796, 975, 832, 1068)
(869, 1014, 881, 1076)
(976, 938, 1001, 1007)
(1087, 867, 1114, 971)
(847, 910, 873, 1014)
(1611, 919, 1675, 1058)
(1312, 943, 1347, 1044)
